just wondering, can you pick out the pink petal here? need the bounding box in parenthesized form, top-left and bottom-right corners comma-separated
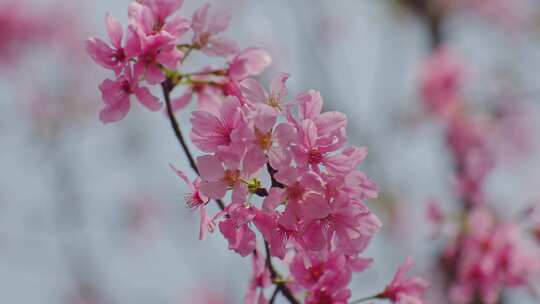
(267, 147, 291, 171)
(273, 122, 296, 147)
(262, 188, 285, 211)
(85, 37, 116, 69)
(296, 90, 323, 119)
(128, 2, 155, 35)
(170, 91, 193, 112)
(196, 154, 225, 180)
(314, 111, 347, 137)
(147, 0, 183, 21)
(243, 147, 266, 176)
(302, 193, 331, 219)
(191, 3, 209, 34)
(240, 78, 268, 105)
(124, 26, 141, 58)
(156, 46, 182, 70)
(199, 206, 208, 240)
(163, 15, 190, 38)
(200, 180, 227, 199)
(253, 110, 277, 133)
(135, 87, 162, 111)
(99, 99, 130, 123)
(169, 164, 193, 190)
(208, 10, 230, 33)
(202, 36, 238, 57)
(229, 48, 272, 80)
(144, 64, 165, 85)
(105, 14, 123, 49)
(270, 72, 290, 99)
(99, 79, 127, 105)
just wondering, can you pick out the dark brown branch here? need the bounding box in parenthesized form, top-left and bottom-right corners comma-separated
(264, 242, 301, 304)
(162, 80, 199, 174)
(269, 285, 280, 303)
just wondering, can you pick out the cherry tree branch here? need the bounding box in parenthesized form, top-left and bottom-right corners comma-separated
(264, 242, 301, 304)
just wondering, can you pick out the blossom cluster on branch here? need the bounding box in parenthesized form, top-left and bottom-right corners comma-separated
(86, 0, 428, 303)
(420, 47, 540, 304)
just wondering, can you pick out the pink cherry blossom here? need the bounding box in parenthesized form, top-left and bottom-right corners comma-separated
(134, 34, 183, 84)
(380, 257, 428, 304)
(446, 208, 540, 304)
(228, 48, 272, 82)
(302, 196, 382, 255)
(98, 66, 161, 123)
(224, 48, 272, 102)
(86, 14, 141, 75)
(190, 96, 245, 153)
(191, 3, 238, 57)
(170, 164, 210, 240)
(420, 47, 463, 117)
(128, 0, 189, 39)
(240, 73, 290, 114)
(218, 203, 257, 257)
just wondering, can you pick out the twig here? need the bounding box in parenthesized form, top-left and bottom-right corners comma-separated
(264, 242, 301, 304)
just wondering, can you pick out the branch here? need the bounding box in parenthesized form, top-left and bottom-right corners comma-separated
(269, 285, 280, 303)
(264, 242, 301, 304)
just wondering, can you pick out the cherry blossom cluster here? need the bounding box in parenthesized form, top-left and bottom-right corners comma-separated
(421, 47, 540, 304)
(87, 1, 428, 303)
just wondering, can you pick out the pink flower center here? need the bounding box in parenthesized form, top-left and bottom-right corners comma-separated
(140, 50, 156, 67)
(308, 148, 324, 165)
(267, 95, 281, 109)
(287, 182, 305, 201)
(216, 122, 232, 145)
(254, 128, 273, 150)
(534, 226, 540, 243)
(223, 169, 241, 187)
(313, 290, 333, 304)
(198, 32, 212, 47)
(113, 48, 126, 63)
(152, 21, 165, 33)
(309, 264, 324, 282)
(121, 80, 132, 94)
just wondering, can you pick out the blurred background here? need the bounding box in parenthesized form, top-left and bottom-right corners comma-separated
(2, 0, 540, 303)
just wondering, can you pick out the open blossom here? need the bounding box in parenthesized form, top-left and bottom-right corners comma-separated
(190, 96, 245, 153)
(98, 66, 161, 123)
(134, 33, 183, 84)
(240, 73, 290, 113)
(228, 48, 272, 82)
(445, 207, 540, 304)
(218, 203, 257, 257)
(191, 3, 237, 57)
(379, 257, 428, 304)
(170, 165, 210, 240)
(86, 15, 141, 75)
(128, 0, 189, 39)
(420, 47, 463, 117)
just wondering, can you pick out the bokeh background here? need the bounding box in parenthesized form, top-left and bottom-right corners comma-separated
(2, 0, 540, 303)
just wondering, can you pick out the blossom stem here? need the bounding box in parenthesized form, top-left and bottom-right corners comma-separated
(348, 294, 380, 304)
(183, 69, 227, 77)
(263, 242, 301, 304)
(269, 285, 280, 303)
(161, 79, 225, 210)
